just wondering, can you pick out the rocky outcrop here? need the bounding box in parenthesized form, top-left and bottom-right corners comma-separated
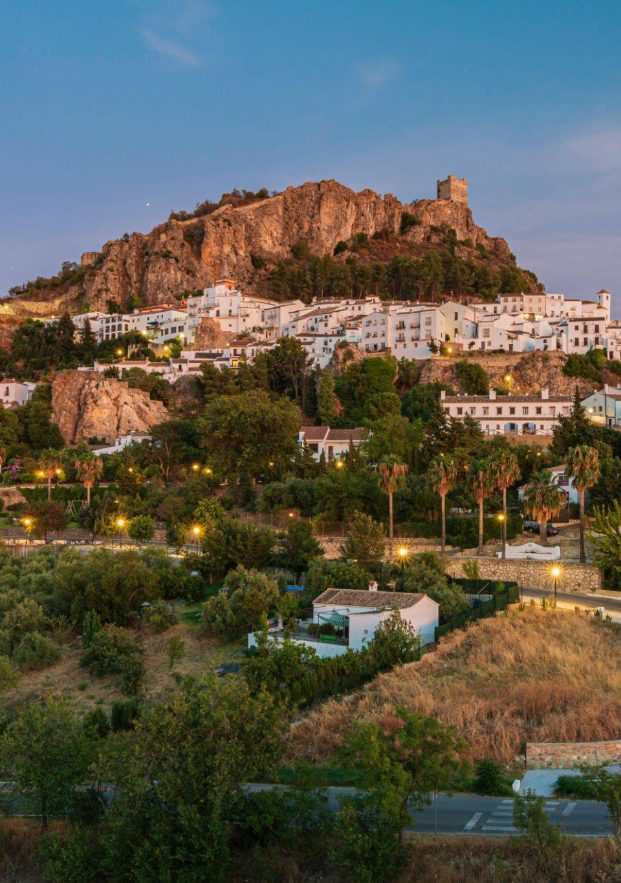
(6, 179, 536, 314)
(193, 317, 233, 349)
(419, 350, 590, 397)
(51, 371, 169, 444)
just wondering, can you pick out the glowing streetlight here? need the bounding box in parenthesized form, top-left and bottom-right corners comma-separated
(397, 546, 409, 568)
(496, 512, 507, 560)
(35, 470, 45, 480)
(504, 374, 512, 384)
(288, 512, 295, 519)
(116, 516, 126, 547)
(191, 463, 200, 472)
(446, 345, 453, 354)
(550, 565, 561, 603)
(203, 467, 213, 476)
(116, 348, 124, 357)
(335, 460, 345, 470)
(190, 524, 202, 552)
(22, 516, 33, 543)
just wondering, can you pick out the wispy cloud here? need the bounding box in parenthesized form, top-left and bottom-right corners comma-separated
(138, 26, 203, 68)
(564, 128, 621, 172)
(358, 59, 402, 90)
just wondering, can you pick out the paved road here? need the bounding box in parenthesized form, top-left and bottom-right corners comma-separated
(246, 786, 614, 837)
(522, 587, 621, 618)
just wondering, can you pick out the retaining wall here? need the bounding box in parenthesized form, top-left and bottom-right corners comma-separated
(526, 740, 621, 769)
(446, 558, 601, 593)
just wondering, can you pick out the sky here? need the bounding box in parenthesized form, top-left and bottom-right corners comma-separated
(2, 0, 621, 310)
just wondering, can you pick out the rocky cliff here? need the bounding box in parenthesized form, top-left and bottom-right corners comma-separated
(51, 371, 169, 444)
(418, 350, 590, 397)
(5, 179, 537, 316)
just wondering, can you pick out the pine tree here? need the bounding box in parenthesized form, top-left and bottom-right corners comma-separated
(317, 373, 337, 425)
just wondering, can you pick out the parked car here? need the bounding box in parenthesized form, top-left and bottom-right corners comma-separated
(522, 519, 559, 537)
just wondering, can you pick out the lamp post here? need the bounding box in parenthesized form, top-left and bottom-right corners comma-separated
(115, 517, 126, 548)
(550, 565, 561, 605)
(191, 524, 202, 554)
(22, 516, 33, 544)
(496, 513, 507, 560)
(397, 546, 409, 571)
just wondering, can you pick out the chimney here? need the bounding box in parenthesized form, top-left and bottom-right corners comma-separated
(489, 389, 496, 400)
(368, 580, 378, 592)
(440, 390, 446, 400)
(541, 387, 549, 400)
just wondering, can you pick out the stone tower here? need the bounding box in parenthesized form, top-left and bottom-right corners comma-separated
(436, 175, 468, 206)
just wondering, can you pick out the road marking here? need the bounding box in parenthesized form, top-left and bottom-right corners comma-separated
(464, 812, 482, 831)
(482, 825, 517, 833)
(562, 802, 577, 816)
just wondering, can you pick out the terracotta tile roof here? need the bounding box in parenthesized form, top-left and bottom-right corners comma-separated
(300, 426, 369, 442)
(313, 588, 426, 609)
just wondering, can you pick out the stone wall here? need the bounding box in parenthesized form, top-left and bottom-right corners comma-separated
(526, 740, 621, 769)
(445, 557, 601, 593)
(319, 537, 454, 560)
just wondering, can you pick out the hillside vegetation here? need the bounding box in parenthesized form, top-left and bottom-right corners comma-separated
(288, 607, 621, 764)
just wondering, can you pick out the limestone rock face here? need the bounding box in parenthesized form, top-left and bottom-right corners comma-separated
(193, 317, 233, 349)
(51, 371, 169, 444)
(6, 179, 533, 314)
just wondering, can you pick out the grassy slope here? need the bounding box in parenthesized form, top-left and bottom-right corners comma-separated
(287, 607, 621, 764)
(2, 608, 244, 714)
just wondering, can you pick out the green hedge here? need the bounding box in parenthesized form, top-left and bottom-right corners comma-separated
(435, 583, 519, 641)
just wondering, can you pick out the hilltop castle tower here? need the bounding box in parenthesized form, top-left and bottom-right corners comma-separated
(436, 175, 468, 206)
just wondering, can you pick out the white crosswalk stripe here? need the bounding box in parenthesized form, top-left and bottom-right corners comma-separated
(562, 802, 577, 817)
(464, 812, 482, 831)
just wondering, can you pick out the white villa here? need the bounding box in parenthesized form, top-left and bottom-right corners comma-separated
(440, 387, 573, 436)
(0, 380, 37, 408)
(248, 587, 439, 660)
(297, 426, 369, 461)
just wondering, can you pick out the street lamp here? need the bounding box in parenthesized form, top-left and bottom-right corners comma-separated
(496, 513, 507, 560)
(191, 463, 200, 472)
(335, 460, 345, 470)
(116, 517, 126, 548)
(191, 524, 202, 553)
(203, 467, 213, 476)
(397, 547, 409, 569)
(550, 565, 561, 604)
(22, 516, 33, 544)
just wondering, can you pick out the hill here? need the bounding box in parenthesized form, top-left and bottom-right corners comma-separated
(287, 608, 621, 764)
(4, 179, 540, 317)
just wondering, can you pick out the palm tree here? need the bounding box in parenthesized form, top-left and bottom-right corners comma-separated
(522, 470, 565, 546)
(39, 449, 62, 502)
(379, 456, 409, 550)
(565, 444, 600, 563)
(74, 452, 104, 506)
(470, 458, 495, 556)
(429, 455, 457, 554)
(490, 449, 520, 559)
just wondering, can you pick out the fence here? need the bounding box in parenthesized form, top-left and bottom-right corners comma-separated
(434, 579, 520, 641)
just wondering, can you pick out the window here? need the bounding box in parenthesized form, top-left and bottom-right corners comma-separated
(454, 312, 458, 320)
(509, 407, 515, 415)
(496, 407, 503, 415)
(522, 407, 529, 415)
(457, 407, 463, 415)
(536, 407, 542, 415)
(574, 338, 579, 346)
(482, 407, 489, 416)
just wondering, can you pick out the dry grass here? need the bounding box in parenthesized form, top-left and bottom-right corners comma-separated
(0, 819, 66, 883)
(2, 610, 244, 715)
(288, 607, 621, 764)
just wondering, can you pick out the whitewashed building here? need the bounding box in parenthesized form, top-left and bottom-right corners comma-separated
(298, 426, 368, 460)
(248, 588, 439, 660)
(582, 385, 621, 428)
(440, 388, 573, 436)
(0, 380, 37, 407)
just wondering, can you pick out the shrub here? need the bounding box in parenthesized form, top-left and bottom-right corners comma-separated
(82, 610, 101, 648)
(80, 625, 144, 695)
(13, 632, 60, 670)
(454, 360, 489, 395)
(110, 698, 141, 731)
(554, 775, 599, 800)
(83, 707, 110, 738)
(472, 759, 513, 795)
(400, 212, 419, 234)
(143, 599, 176, 633)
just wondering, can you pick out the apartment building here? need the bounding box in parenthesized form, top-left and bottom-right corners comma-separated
(440, 388, 573, 436)
(362, 304, 447, 358)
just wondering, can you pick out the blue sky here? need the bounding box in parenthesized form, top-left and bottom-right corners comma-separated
(2, 0, 621, 309)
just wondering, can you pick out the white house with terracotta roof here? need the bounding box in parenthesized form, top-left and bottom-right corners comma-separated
(248, 587, 439, 659)
(298, 426, 369, 460)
